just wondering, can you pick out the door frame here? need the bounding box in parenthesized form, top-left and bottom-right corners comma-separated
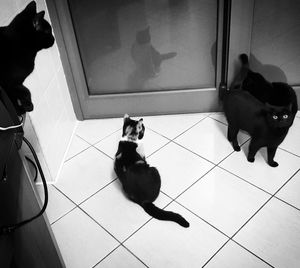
(46, 0, 226, 119)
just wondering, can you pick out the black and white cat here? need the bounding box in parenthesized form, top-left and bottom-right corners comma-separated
(114, 114, 189, 228)
(131, 26, 177, 78)
(223, 54, 297, 167)
(0, 1, 55, 115)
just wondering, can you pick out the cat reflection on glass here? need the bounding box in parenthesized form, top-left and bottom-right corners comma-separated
(131, 26, 177, 79)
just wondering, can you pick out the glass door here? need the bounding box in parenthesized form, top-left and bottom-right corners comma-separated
(52, 0, 224, 118)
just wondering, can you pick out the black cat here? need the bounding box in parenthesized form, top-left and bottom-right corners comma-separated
(131, 26, 177, 77)
(223, 89, 294, 167)
(231, 54, 298, 121)
(0, 1, 55, 115)
(114, 114, 189, 228)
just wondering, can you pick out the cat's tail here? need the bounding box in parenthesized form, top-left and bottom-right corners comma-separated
(239, 53, 249, 67)
(141, 202, 189, 228)
(160, 52, 177, 61)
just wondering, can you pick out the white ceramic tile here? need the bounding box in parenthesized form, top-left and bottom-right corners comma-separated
(36, 185, 75, 224)
(177, 167, 270, 236)
(276, 171, 300, 209)
(76, 118, 122, 144)
(95, 128, 169, 159)
(297, 111, 300, 118)
(65, 135, 90, 160)
(205, 241, 271, 268)
(125, 202, 227, 268)
(95, 246, 146, 268)
(81, 180, 171, 241)
(175, 117, 249, 164)
(52, 208, 118, 268)
(280, 117, 300, 156)
(143, 113, 207, 139)
(235, 198, 300, 268)
(148, 142, 214, 198)
(55, 147, 115, 204)
(209, 112, 228, 125)
(220, 142, 300, 194)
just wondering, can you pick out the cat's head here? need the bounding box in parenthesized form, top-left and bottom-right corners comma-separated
(264, 103, 293, 128)
(122, 114, 145, 141)
(136, 26, 151, 44)
(9, 1, 55, 49)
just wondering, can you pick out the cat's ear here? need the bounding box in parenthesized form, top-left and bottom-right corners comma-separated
(124, 114, 130, 121)
(138, 120, 145, 140)
(33, 11, 45, 31)
(23, 1, 37, 16)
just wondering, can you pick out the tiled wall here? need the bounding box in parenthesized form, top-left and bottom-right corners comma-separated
(1, 0, 77, 182)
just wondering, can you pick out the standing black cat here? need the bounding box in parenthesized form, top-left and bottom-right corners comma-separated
(223, 89, 293, 167)
(114, 114, 189, 228)
(0, 1, 55, 115)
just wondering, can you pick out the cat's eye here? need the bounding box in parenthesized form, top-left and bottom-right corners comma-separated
(283, 114, 289, 119)
(272, 115, 278, 120)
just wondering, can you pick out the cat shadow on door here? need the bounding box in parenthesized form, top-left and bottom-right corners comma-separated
(127, 26, 177, 90)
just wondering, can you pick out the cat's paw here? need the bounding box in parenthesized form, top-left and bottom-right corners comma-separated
(247, 157, 255, 163)
(233, 145, 241, 151)
(268, 160, 279, 167)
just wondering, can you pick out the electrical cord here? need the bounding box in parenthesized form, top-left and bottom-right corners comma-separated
(0, 137, 48, 235)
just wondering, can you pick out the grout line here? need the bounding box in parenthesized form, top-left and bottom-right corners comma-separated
(91, 244, 122, 268)
(122, 245, 150, 268)
(217, 166, 273, 196)
(50, 206, 77, 226)
(92, 145, 115, 160)
(64, 144, 93, 163)
(278, 147, 300, 158)
(230, 240, 275, 268)
(201, 239, 231, 267)
(229, 167, 300, 241)
(78, 178, 118, 206)
(147, 113, 210, 142)
(273, 196, 300, 212)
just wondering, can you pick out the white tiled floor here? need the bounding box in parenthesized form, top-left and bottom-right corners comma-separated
(39, 112, 300, 268)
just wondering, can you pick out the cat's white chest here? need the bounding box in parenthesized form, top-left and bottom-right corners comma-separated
(136, 141, 145, 158)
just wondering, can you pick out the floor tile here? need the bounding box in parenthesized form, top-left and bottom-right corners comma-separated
(174, 117, 249, 164)
(177, 167, 270, 236)
(95, 128, 169, 159)
(143, 113, 207, 139)
(220, 142, 300, 194)
(205, 241, 271, 268)
(65, 135, 90, 161)
(124, 202, 227, 268)
(209, 112, 228, 125)
(52, 208, 118, 268)
(94, 246, 146, 268)
(76, 118, 121, 144)
(36, 185, 75, 224)
(234, 198, 300, 268)
(276, 170, 300, 209)
(55, 147, 115, 204)
(148, 142, 214, 198)
(81, 180, 171, 241)
(280, 117, 300, 156)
